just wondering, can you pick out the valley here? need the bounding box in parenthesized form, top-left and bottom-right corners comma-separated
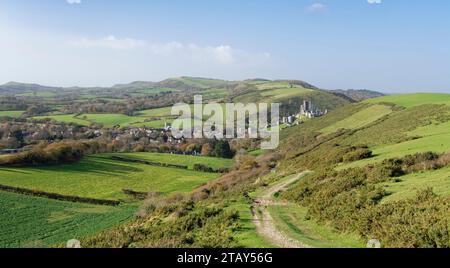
(1, 77, 450, 248)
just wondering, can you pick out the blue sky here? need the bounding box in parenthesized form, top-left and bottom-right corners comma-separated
(0, 0, 449, 93)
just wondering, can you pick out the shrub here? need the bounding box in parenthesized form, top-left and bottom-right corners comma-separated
(193, 164, 215, 173)
(343, 148, 372, 162)
(213, 140, 234, 159)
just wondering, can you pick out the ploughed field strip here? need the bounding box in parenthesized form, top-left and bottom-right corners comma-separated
(0, 191, 136, 248)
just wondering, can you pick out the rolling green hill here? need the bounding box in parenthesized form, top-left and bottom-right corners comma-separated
(275, 93, 450, 248)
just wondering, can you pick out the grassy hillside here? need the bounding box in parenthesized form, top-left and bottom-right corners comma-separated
(275, 93, 450, 248)
(0, 154, 226, 200)
(321, 104, 392, 134)
(366, 93, 450, 108)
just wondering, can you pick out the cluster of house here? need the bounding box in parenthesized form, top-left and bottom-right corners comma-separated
(116, 123, 184, 145)
(282, 100, 328, 125)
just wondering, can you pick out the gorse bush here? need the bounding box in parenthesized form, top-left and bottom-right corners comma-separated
(342, 148, 372, 162)
(357, 188, 450, 248)
(283, 152, 450, 247)
(82, 201, 239, 248)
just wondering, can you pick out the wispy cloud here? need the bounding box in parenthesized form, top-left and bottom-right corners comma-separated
(69, 35, 146, 50)
(306, 3, 327, 12)
(67, 0, 81, 4)
(367, 0, 382, 4)
(148, 42, 237, 64)
(68, 37, 270, 65)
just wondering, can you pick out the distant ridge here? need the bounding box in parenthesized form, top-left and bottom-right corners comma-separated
(331, 89, 385, 101)
(0, 82, 62, 94)
(0, 77, 382, 99)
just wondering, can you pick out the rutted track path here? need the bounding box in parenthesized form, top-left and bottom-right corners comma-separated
(251, 172, 312, 248)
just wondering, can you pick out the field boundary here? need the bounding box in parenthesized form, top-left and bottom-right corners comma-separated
(0, 184, 121, 206)
(110, 156, 189, 170)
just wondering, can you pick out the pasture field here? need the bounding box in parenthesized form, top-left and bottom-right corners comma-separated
(130, 119, 167, 128)
(0, 111, 24, 117)
(0, 191, 136, 248)
(31, 103, 230, 128)
(111, 152, 234, 170)
(379, 166, 450, 203)
(366, 93, 450, 108)
(137, 106, 174, 117)
(33, 113, 164, 128)
(255, 81, 294, 90)
(32, 114, 91, 126)
(200, 88, 229, 99)
(321, 104, 392, 134)
(260, 87, 314, 101)
(15, 91, 57, 98)
(79, 114, 145, 128)
(172, 77, 228, 89)
(0, 154, 223, 200)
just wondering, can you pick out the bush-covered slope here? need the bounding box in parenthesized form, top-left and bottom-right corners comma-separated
(276, 93, 450, 247)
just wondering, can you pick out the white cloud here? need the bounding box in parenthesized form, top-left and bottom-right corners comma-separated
(306, 3, 327, 12)
(69, 37, 270, 65)
(148, 42, 239, 64)
(67, 0, 81, 4)
(0, 26, 272, 87)
(69, 35, 146, 50)
(367, 0, 382, 4)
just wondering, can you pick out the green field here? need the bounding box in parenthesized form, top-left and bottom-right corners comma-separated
(379, 166, 450, 203)
(113, 152, 234, 170)
(0, 154, 224, 200)
(79, 114, 145, 128)
(260, 87, 314, 101)
(172, 77, 228, 89)
(0, 111, 24, 117)
(0, 191, 136, 248)
(268, 204, 365, 248)
(32, 105, 218, 128)
(255, 81, 295, 90)
(33, 113, 160, 128)
(32, 114, 91, 126)
(137, 106, 174, 117)
(366, 93, 450, 108)
(16, 91, 57, 98)
(321, 104, 392, 134)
